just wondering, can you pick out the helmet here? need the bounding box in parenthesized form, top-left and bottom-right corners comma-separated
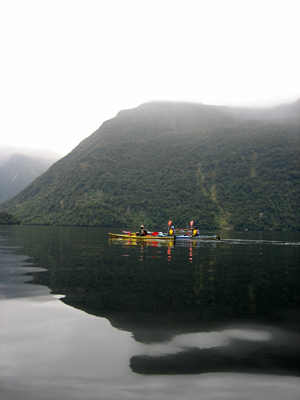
(171, 226, 174, 229)
(140, 225, 144, 229)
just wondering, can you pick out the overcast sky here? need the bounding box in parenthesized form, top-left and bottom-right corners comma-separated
(1, 0, 299, 155)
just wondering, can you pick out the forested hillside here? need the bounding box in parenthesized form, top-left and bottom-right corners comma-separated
(2, 101, 300, 230)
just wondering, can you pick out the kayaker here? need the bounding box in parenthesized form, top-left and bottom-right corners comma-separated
(168, 225, 175, 236)
(192, 227, 199, 236)
(137, 225, 148, 236)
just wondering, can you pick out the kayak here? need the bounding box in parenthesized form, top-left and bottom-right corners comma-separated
(176, 234, 220, 240)
(109, 233, 176, 241)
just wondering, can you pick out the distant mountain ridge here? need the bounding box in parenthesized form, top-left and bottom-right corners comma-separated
(222, 98, 300, 120)
(2, 100, 300, 230)
(0, 148, 62, 203)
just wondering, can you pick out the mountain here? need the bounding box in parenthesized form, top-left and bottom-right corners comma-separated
(1, 101, 300, 230)
(222, 98, 300, 120)
(0, 146, 62, 166)
(0, 148, 62, 203)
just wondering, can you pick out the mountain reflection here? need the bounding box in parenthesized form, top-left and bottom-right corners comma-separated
(130, 341, 300, 375)
(8, 226, 300, 375)
(130, 326, 300, 375)
(23, 228, 299, 339)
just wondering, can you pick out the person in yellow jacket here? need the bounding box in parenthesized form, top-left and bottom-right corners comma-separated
(168, 225, 175, 236)
(192, 227, 199, 236)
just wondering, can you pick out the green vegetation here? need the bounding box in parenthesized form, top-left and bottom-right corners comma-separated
(0, 211, 21, 225)
(2, 101, 300, 230)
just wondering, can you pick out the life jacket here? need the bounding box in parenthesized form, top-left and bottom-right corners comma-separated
(140, 228, 147, 236)
(169, 228, 174, 236)
(192, 228, 199, 236)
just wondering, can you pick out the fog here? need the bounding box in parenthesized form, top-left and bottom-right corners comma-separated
(0, 0, 299, 155)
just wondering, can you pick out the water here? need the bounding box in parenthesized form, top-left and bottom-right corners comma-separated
(0, 225, 299, 400)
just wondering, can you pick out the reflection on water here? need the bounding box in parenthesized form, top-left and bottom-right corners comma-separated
(0, 225, 300, 399)
(130, 324, 300, 375)
(109, 237, 175, 261)
(109, 236, 222, 263)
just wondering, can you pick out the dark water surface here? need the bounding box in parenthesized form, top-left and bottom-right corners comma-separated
(0, 225, 299, 399)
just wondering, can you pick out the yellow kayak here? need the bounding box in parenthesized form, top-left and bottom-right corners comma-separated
(108, 233, 175, 241)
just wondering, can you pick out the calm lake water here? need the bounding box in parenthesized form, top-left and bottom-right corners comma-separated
(0, 225, 299, 400)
